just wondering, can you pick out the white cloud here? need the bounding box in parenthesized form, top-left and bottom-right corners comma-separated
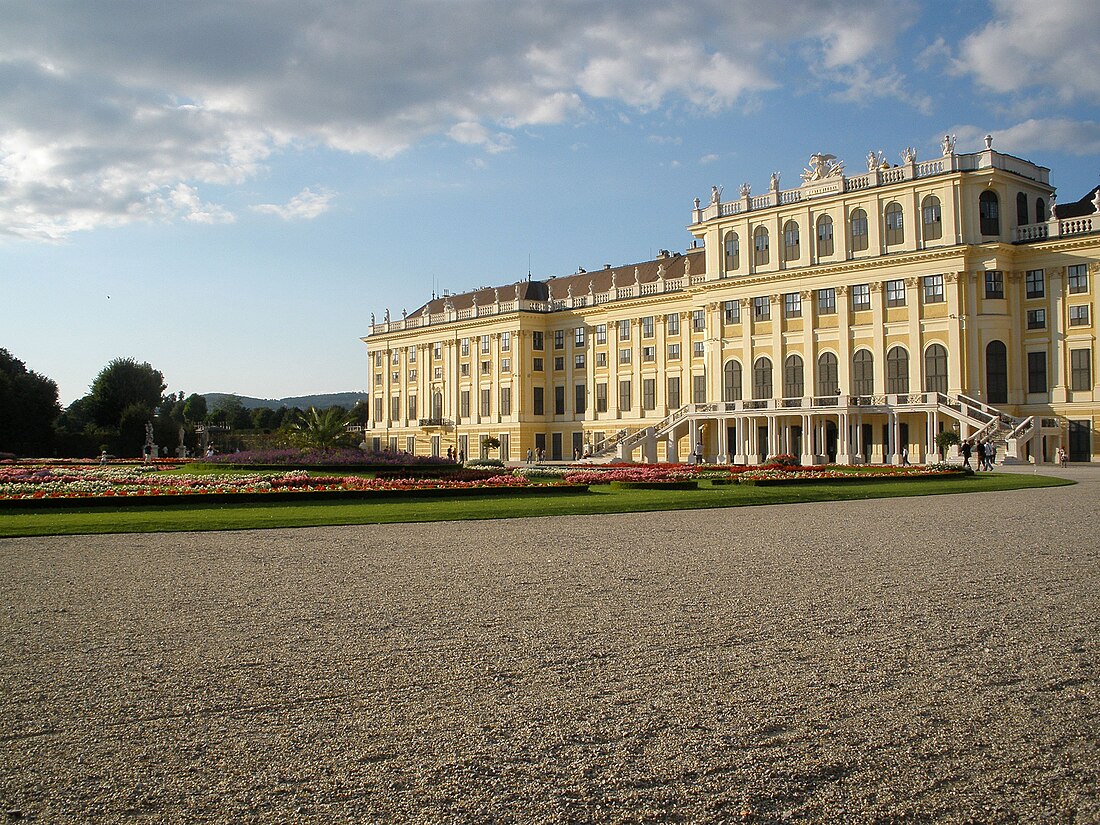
(0, 0, 924, 240)
(950, 118, 1100, 157)
(955, 0, 1100, 103)
(699, 154, 720, 165)
(251, 187, 334, 221)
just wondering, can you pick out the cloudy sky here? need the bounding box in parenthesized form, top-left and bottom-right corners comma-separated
(3, 0, 1099, 404)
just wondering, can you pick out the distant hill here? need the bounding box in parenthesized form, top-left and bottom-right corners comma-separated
(204, 391, 369, 411)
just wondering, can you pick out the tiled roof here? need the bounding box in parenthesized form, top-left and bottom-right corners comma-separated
(1053, 186, 1100, 220)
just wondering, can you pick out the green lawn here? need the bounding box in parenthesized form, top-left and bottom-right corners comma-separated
(0, 473, 1071, 537)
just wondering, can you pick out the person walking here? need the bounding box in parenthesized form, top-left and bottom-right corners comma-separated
(961, 440, 973, 470)
(985, 440, 996, 470)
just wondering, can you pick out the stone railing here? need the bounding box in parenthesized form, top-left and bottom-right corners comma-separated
(1012, 215, 1097, 243)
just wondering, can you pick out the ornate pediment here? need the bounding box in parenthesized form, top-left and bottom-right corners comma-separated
(801, 153, 845, 185)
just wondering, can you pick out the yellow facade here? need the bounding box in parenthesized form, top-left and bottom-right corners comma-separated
(363, 140, 1100, 464)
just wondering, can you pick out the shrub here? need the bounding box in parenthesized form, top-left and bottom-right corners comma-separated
(771, 454, 799, 468)
(465, 458, 504, 469)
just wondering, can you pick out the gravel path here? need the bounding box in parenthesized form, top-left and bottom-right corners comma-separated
(2, 473, 1099, 823)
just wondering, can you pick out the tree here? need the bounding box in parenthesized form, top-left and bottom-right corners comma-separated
(291, 407, 353, 450)
(182, 393, 207, 424)
(0, 349, 61, 456)
(88, 358, 166, 429)
(935, 430, 960, 459)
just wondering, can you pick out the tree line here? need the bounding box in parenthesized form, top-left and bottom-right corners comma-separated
(0, 349, 367, 458)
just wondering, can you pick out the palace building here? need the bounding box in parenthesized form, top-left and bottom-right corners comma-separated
(361, 136, 1100, 464)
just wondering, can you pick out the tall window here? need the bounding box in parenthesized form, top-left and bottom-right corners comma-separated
(886, 279, 906, 307)
(1016, 192, 1028, 226)
(1069, 305, 1090, 326)
(886, 347, 909, 394)
(618, 379, 632, 411)
(783, 220, 800, 261)
(667, 376, 681, 409)
(850, 208, 869, 252)
(752, 357, 773, 399)
(753, 226, 770, 266)
(532, 331, 544, 350)
(553, 386, 565, 415)
(784, 292, 801, 318)
(532, 387, 543, 416)
(852, 350, 874, 395)
(619, 319, 631, 340)
(1036, 198, 1047, 222)
(666, 313, 680, 335)
(723, 300, 740, 324)
(595, 324, 607, 344)
(979, 190, 1000, 236)
(460, 390, 470, 419)
(1027, 351, 1047, 394)
(574, 327, 585, 347)
(480, 388, 491, 417)
(1026, 269, 1045, 298)
(817, 288, 836, 315)
(753, 296, 771, 321)
(924, 344, 949, 394)
(692, 309, 705, 332)
(1027, 309, 1046, 329)
(783, 355, 804, 399)
(724, 231, 740, 271)
(575, 383, 586, 415)
(693, 374, 707, 403)
(922, 195, 942, 241)
(816, 215, 834, 257)
(722, 360, 742, 402)
(1068, 264, 1089, 294)
(884, 202, 904, 246)
(817, 353, 839, 396)
(500, 387, 512, 415)
(553, 330, 564, 350)
(595, 382, 607, 412)
(986, 341, 1007, 404)
(642, 378, 656, 410)
(407, 395, 417, 420)
(985, 271, 1004, 299)
(1071, 349, 1092, 392)
(851, 283, 871, 311)
(923, 274, 944, 303)
(641, 316, 654, 338)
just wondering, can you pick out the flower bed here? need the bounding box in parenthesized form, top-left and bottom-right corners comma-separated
(735, 465, 969, 485)
(608, 479, 699, 490)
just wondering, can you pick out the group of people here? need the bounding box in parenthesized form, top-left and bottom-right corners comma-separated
(445, 446, 466, 463)
(960, 439, 998, 471)
(524, 447, 546, 463)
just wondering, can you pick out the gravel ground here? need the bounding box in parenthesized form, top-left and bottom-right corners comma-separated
(1, 473, 1099, 823)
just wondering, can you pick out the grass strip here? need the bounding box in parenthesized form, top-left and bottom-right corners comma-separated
(0, 473, 1071, 538)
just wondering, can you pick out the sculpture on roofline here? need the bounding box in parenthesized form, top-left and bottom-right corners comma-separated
(710, 185, 721, 204)
(739, 181, 751, 198)
(941, 133, 956, 156)
(866, 150, 883, 172)
(900, 146, 917, 164)
(801, 153, 844, 184)
(770, 171, 780, 191)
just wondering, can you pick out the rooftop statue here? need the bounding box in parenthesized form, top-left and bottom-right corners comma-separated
(801, 153, 844, 184)
(739, 181, 751, 198)
(941, 133, 956, 156)
(710, 185, 721, 204)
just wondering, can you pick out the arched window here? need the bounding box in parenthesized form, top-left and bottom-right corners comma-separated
(752, 357, 773, 399)
(850, 208, 868, 252)
(817, 352, 839, 396)
(884, 202, 904, 246)
(886, 347, 909, 394)
(722, 360, 742, 402)
(1036, 198, 1047, 223)
(783, 354, 804, 399)
(783, 220, 800, 262)
(431, 391, 444, 419)
(986, 340, 1008, 404)
(816, 215, 834, 257)
(852, 350, 874, 396)
(753, 226, 769, 266)
(1016, 192, 1028, 227)
(723, 231, 740, 271)
(979, 190, 1000, 236)
(924, 344, 949, 394)
(921, 195, 942, 241)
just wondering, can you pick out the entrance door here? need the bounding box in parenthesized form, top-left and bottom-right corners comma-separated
(727, 425, 737, 459)
(534, 432, 546, 458)
(825, 422, 838, 462)
(757, 427, 769, 463)
(790, 425, 802, 458)
(572, 431, 584, 460)
(1069, 420, 1091, 462)
(551, 432, 563, 461)
(862, 423, 873, 463)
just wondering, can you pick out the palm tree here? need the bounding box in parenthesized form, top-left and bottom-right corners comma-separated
(291, 407, 351, 451)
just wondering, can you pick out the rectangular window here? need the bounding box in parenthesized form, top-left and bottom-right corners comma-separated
(433, 366, 442, 380)
(618, 380, 632, 412)
(575, 354, 586, 369)
(408, 348, 416, 363)
(533, 357, 544, 371)
(692, 341, 705, 358)
(554, 329, 564, 350)
(642, 378, 656, 410)
(480, 388, 491, 417)
(595, 324, 607, 344)
(391, 396, 401, 421)
(1027, 309, 1046, 329)
(500, 358, 510, 373)
(1028, 351, 1047, 393)
(391, 371, 399, 383)
(784, 292, 801, 318)
(753, 296, 771, 321)
(481, 335, 490, 354)
(692, 309, 705, 332)
(923, 274, 944, 303)
(554, 356, 564, 371)
(596, 382, 608, 412)
(554, 385, 565, 415)
(985, 271, 1004, 299)
(1069, 264, 1089, 294)
(375, 374, 382, 386)
(642, 316, 655, 338)
(501, 331, 511, 351)
(481, 360, 491, 375)
(1071, 349, 1092, 391)
(666, 313, 680, 335)
(532, 331, 544, 351)
(619, 319, 631, 341)
(667, 376, 681, 409)
(886, 279, 906, 307)
(391, 350, 400, 365)
(460, 338, 469, 356)
(408, 369, 417, 381)
(817, 288, 836, 314)
(574, 327, 585, 347)
(407, 395, 417, 420)
(374, 352, 384, 367)
(406, 436, 415, 454)
(852, 283, 871, 311)
(1070, 305, 1090, 326)
(668, 343, 681, 360)
(433, 343, 442, 360)
(460, 391, 470, 418)
(374, 398, 383, 422)
(723, 300, 740, 324)
(500, 387, 511, 415)
(619, 348, 631, 364)
(1026, 269, 1045, 298)
(693, 374, 706, 403)
(595, 352, 607, 367)
(575, 383, 586, 415)
(642, 345, 655, 362)
(532, 387, 544, 415)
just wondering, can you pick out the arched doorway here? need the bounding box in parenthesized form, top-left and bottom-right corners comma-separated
(985, 340, 1008, 404)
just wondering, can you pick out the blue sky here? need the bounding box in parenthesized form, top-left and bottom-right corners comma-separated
(2, 0, 1099, 405)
